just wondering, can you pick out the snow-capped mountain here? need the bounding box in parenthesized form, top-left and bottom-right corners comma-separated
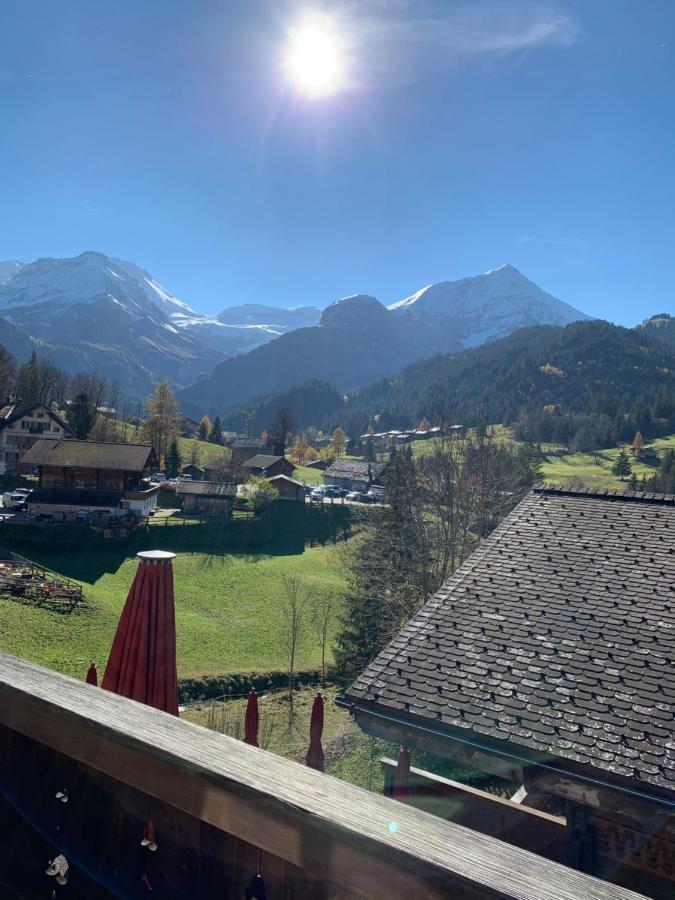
(0, 252, 296, 396)
(217, 303, 321, 331)
(390, 264, 589, 347)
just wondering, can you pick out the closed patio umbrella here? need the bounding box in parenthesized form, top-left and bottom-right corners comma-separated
(305, 692, 325, 771)
(85, 662, 98, 686)
(244, 688, 259, 747)
(393, 746, 411, 800)
(102, 550, 178, 716)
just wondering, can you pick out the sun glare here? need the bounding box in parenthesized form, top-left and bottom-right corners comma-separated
(284, 20, 346, 97)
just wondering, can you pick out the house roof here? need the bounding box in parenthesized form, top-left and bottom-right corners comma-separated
(0, 402, 71, 434)
(267, 474, 304, 487)
(243, 454, 286, 469)
(344, 485, 675, 796)
(232, 438, 268, 449)
(175, 481, 236, 497)
(21, 439, 155, 472)
(323, 459, 387, 481)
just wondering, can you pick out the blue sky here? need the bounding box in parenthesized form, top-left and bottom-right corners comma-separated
(1, 0, 673, 323)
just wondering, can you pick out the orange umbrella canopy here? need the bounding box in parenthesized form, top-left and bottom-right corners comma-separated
(393, 746, 411, 800)
(102, 551, 179, 716)
(305, 692, 325, 772)
(244, 689, 259, 747)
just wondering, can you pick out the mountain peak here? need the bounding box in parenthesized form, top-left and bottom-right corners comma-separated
(320, 294, 386, 328)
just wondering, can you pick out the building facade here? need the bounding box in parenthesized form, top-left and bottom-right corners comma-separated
(0, 403, 72, 475)
(21, 439, 159, 521)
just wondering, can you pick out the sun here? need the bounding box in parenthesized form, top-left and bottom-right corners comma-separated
(284, 20, 346, 97)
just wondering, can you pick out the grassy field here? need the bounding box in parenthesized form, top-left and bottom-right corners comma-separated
(540, 434, 675, 490)
(177, 437, 231, 468)
(292, 463, 324, 485)
(0, 512, 346, 681)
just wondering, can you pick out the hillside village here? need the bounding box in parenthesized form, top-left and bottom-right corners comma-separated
(1, 2, 674, 895)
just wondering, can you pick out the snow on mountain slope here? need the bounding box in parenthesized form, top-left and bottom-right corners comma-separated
(390, 264, 589, 347)
(0, 260, 24, 284)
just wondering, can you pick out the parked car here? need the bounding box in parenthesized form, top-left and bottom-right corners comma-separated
(310, 487, 326, 501)
(4, 493, 29, 510)
(176, 474, 193, 482)
(149, 473, 166, 483)
(2, 488, 32, 507)
(327, 485, 348, 497)
(345, 491, 362, 501)
(364, 491, 381, 503)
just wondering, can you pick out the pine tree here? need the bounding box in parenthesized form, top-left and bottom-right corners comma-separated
(66, 392, 96, 440)
(198, 416, 211, 441)
(208, 416, 223, 445)
(166, 438, 182, 478)
(612, 449, 632, 481)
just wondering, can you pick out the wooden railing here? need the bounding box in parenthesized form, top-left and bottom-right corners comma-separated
(0, 653, 648, 900)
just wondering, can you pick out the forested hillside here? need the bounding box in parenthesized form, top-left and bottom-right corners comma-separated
(333, 320, 675, 448)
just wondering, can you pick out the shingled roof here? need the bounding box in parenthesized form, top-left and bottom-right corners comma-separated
(0, 402, 71, 434)
(242, 454, 285, 469)
(21, 439, 156, 472)
(344, 485, 675, 795)
(323, 459, 387, 481)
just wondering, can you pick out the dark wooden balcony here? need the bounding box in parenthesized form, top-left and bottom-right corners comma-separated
(0, 653, 648, 899)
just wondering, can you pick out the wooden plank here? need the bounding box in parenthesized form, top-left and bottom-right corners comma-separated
(0, 652, 647, 900)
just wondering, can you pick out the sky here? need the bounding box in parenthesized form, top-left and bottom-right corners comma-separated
(0, 0, 673, 324)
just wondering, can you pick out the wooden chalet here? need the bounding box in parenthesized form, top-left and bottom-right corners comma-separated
(0, 652, 646, 900)
(339, 486, 675, 899)
(20, 439, 160, 521)
(242, 454, 295, 479)
(231, 438, 274, 468)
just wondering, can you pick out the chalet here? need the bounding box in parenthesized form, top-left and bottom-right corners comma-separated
(268, 474, 305, 501)
(339, 486, 675, 898)
(175, 480, 236, 517)
(179, 416, 201, 438)
(304, 458, 328, 471)
(243, 454, 295, 479)
(0, 402, 72, 475)
(20, 439, 159, 521)
(323, 459, 387, 492)
(231, 438, 274, 468)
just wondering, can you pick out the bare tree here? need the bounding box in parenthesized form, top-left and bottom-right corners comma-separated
(311, 588, 339, 686)
(268, 407, 296, 456)
(280, 574, 308, 709)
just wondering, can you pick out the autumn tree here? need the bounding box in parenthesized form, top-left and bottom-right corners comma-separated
(140, 381, 181, 467)
(632, 432, 644, 456)
(331, 426, 347, 458)
(198, 416, 211, 441)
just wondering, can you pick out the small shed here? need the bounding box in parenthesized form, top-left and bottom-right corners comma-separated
(175, 481, 236, 518)
(243, 455, 295, 479)
(268, 474, 305, 501)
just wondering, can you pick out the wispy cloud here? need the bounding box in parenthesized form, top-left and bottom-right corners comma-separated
(324, 0, 581, 87)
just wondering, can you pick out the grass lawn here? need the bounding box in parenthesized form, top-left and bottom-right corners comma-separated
(177, 438, 230, 468)
(292, 463, 324, 485)
(540, 435, 675, 490)
(0, 516, 346, 681)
